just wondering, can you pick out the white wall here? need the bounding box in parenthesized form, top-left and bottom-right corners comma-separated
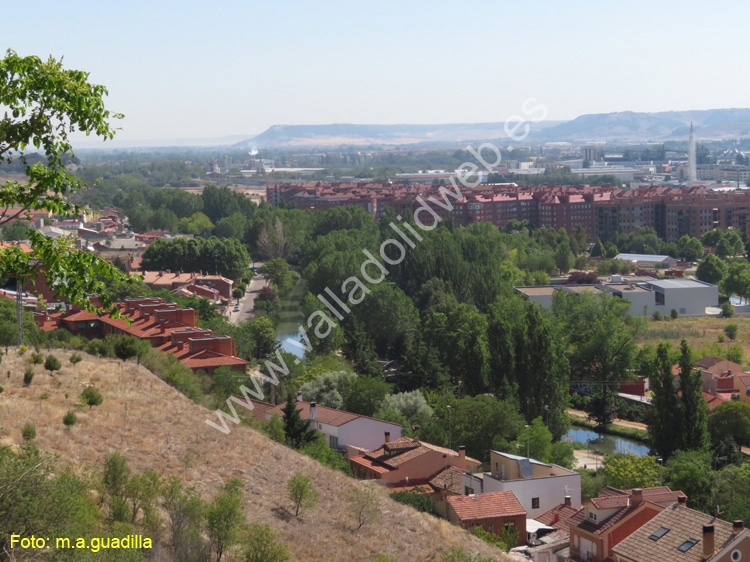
(337, 417, 402, 451)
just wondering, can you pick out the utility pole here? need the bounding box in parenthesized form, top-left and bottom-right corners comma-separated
(15, 278, 24, 345)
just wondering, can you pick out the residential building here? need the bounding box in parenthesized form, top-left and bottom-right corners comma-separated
(139, 271, 234, 300)
(568, 487, 686, 562)
(348, 436, 480, 486)
(446, 490, 527, 547)
(614, 254, 678, 268)
(250, 398, 402, 451)
(461, 451, 581, 520)
(612, 504, 750, 562)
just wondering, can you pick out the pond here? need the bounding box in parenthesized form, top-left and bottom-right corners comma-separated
(562, 426, 651, 457)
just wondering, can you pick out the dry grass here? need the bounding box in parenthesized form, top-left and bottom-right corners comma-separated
(0, 348, 511, 562)
(637, 316, 750, 363)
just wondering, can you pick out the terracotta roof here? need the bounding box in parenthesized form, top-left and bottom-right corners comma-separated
(245, 400, 276, 423)
(63, 310, 100, 322)
(590, 495, 631, 509)
(181, 349, 249, 369)
(535, 503, 581, 533)
(349, 454, 393, 474)
(612, 504, 736, 562)
(0, 241, 32, 253)
(429, 466, 465, 495)
(265, 400, 401, 428)
(447, 491, 525, 522)
(598, 486, 687, 506)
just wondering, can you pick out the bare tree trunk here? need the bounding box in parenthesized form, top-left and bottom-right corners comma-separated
(15, 278, 24, 346)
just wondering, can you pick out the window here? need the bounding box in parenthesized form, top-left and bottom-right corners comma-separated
(655, 291, 665, 305)
(649, 526, 671, 541)
(532, 498, 540, 509)
(328, 435, 338, 449)
(732, 550, 742, 562)
(464, 486, 474, 495)
(588, 511, 597, 521)
(504, 523, 515, 531)
(677, 538, 699, 553)
(488, 524, 494, 533)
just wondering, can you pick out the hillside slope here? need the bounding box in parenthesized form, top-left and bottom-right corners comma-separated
(0, 348, 510, 562)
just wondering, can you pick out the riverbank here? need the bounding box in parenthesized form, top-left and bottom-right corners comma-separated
(568, 409, 649, 444)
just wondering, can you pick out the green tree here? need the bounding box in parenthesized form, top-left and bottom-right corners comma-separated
(261, 258, 294, 296)
(80, 386, 103, 408)
(709, 401, 750, 450)
(677, 235, 703, 261)
(21, 422, 35, 441)
(511, 417, 552, 462)
(663, 450, 712, 511)
(287, 472, 318, 517)
(206, 478, 244, 561)
(214, 212, 248, 240)
(677, 340, 709, 452)
(591, 239, 605, 258)
(63, 410, 77, 427)
(342, 375, 392, 417)
(241, 523, 293, 562)
(282, 395, 316, 449)
(648, 343, 682, 460)
(554, 239, 574, 274)
(44, 354, 61, 375)
(113, 335, 150, 365)
(603, 454, 659, 489)
(264, 414, 286, 444)
(348, 483, 381, 531)
(0, 50, 131, 337)
(389, 486, 433, 512)
(696, 254, 728, 285)
(1, 220, 29, 241)
(723, 260, 750, 303)
(725, 324, 739, 341)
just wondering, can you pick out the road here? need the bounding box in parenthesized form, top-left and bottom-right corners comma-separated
(228, 271, 267, 326)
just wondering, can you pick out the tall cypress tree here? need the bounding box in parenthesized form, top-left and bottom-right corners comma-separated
(648, 343, 682, 460)
(678, 339, 710, 451)
(281, 395, 316, 449)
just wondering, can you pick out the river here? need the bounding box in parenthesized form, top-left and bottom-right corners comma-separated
(562, 426, 650, 457)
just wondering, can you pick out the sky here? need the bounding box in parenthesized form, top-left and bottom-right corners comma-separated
(4, 0, 750, 145)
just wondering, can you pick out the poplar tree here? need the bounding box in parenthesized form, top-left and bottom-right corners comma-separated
(648, 343, 682, 460)
(281, 395, 316, 449)
(678, 339, 709, 451)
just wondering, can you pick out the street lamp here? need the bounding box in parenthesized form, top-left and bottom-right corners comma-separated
(447, 405, 452, 450)
(525, 424, 530, 459)
(714, 455, 728, 471)
(544, 404, 550, 427)
(594, 450, 601, 471)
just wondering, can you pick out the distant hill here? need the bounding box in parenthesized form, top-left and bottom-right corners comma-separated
(1, 348, 509, 562)
(236, 108, 750, 148)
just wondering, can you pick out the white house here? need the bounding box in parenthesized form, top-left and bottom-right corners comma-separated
(461, 451, 581, 520)
(249, 398, 402, 452)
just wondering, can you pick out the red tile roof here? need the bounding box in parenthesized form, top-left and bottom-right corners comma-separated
(265, 400, 401, 428)
(590, 495, 631, 509)
(349, 454, 392, 474)
(447, 491, 525, 522)
(429, 466, 466, 495)
(535, 503, 580, 533)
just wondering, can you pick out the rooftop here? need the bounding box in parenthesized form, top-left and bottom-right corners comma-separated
(447, 491, 525, 522)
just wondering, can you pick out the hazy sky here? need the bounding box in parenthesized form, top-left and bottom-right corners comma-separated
(4, 0, 749, 144)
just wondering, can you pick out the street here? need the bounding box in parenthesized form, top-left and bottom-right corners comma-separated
(228, 269, 267, 326)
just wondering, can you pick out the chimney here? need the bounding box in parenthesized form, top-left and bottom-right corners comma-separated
(734, 520, 744, 533)
(564, 496, 571, 506)
(678, 495, 687, 505)
(702, 524, 715, 559)
(459, 445, 466, 460)
(310, 402, 317, 421)
(384, 431, 391, 444)
(296, 392, 303, 402)
(631, 488, 643, 503)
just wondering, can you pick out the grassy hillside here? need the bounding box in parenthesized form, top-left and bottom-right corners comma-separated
(0, 348, 509, 562)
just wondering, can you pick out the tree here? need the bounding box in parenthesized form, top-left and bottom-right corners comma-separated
(348, 483, 381, 530)
(281, 396, 316, 449)
(696, 254, 728, 285)
(206, 479, 244, 561)
(591, 239, 605, 258)
(44, 354, 61, 375)
(1, 220, 29, 241)
(724, 324, 739, 341)
(287, 472, 318, 517)
(342, 375, 392, 417)
(80, 386, 103, 408)
(241, 523, 293, 562)
(677, 340, 709, 452)
(0, 50, 131, 339)
(113, 336, 150, 364)
(603, 454, 659, 489)
(389, 486, 433, 512)
(21, 422, 35, 441)
(554, 239, 574, 274)
(677, 235, 703, 261)
(648, 343, 682, 460)
(264, 414, 286, 444)
(723, 261, 750, 303)
(261, 258, 294, 296)
(255, 285, 279, 316)
(663, 450, 712, 511)
(510, 417, 552, 462)
(709, 401, 750, 450)
(0, 321, 17, 355)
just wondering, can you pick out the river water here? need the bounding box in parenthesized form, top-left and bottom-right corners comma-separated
(562, 426, 650, 457)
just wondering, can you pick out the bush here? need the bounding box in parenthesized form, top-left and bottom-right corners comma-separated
(80, 386, 103, 408)
(30, 352, 43, 364)
(348, 483, 381, 531)
(652, 311, 662, 321)
(70, 353, 82, 365)
(299, 432, 352, 475)
(441, 548, 495, 562)
(22, 422, 36, 441)
(389, 486, 433, 512)
(23, 367, 34, 386)
(19, 345, 27, 355)
(0, 385, 4, 395)
(287, 472, 318, 517)
(45, 355, 61, 375)
(241, 523, 292, 562)
(725, 324, 739, 341)
(670, 309, 679, 320)
(63, 410, 77, 427)
(721, 301, 735, 318)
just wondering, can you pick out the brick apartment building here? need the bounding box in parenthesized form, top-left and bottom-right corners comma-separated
(269, 182, 750, 243)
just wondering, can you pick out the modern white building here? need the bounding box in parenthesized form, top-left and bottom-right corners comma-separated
(461, 451, 581, 520)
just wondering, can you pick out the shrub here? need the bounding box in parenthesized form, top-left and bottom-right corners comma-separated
(389, 486, 432, 512)
(287, 473, 318, 517)
(348, 483, 381, 531)
(30, 352, 43, 364)
(19, 345, 27, 355)
(0, 385, 4, 395)
(652, 311, 662, 321)
(721, 301, 735, 318)
(299, 432, 351, 474)
(725, 324, 739, 341)
(727, 345, 744, 364)
(242, 523, 292, 562)
(22, 422, 36, 441)
(80, 386, 103, 408)
(23, 368, 34, 386)
(441, 548, 495, 562)
(70, 353, 83, 365)
(40, 392, 49, 401)
(44, 355, 61, 375)
(63, 410, 77, 427)
(670, 309, 679, 320)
